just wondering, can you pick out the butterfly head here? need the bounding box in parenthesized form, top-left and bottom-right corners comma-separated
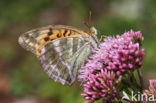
(90, 26, 97, 36)
(83, 11, 98, 36)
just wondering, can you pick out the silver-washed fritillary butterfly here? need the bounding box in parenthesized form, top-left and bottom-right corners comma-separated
(18, 25, 99, 85)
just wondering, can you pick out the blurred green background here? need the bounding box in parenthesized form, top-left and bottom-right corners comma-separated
(0, 0, 156, 103)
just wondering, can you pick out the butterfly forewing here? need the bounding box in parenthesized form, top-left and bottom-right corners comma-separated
(18, 25, 88, 56)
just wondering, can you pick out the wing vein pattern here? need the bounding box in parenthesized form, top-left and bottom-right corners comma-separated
(40, 36, 92, 85)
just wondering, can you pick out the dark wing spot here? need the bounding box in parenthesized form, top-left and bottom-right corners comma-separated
(48, 31, 52, 36)
(63, 30, 68, 37)
(68, 31, 71, 36)
(48, 28, 53, 35)
(44, 37, 50, 41)
(57, 33, 61, 38)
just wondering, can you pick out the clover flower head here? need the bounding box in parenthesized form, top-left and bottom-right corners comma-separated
(81, 69, 122, 103)
(78, 30, 145, 81)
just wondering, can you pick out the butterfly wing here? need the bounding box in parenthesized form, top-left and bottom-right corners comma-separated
(40, 35, 92, 85)
(18, 25, 98, 85)
(18, 25, 88, 56)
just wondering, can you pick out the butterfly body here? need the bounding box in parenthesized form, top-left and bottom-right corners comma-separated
(18, 25, 99, 85)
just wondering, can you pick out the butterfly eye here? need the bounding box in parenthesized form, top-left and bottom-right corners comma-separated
(90, 26, 97, 35)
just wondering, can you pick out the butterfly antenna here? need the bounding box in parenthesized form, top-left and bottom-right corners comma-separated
(82, 11, 93, 33)
(89, 10, 92, 26)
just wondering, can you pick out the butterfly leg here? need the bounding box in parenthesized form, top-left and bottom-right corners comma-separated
(100, 35, 107, 42)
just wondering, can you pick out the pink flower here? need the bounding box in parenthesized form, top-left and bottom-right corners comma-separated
(149, 80, 156, 97)
(78, 30, 145, 103)
(78, 30, 145, 81)
(81, 69, 122, 103)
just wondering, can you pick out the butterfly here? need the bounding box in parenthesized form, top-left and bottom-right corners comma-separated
(18, 25, 99, 85)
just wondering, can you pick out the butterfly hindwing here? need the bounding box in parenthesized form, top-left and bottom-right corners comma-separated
(40, 35, 92, 85)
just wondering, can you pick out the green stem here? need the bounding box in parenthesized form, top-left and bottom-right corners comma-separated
(137, 68, 146, 103)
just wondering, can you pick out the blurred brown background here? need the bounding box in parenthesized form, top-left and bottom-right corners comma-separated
(0, 0, 156, 103)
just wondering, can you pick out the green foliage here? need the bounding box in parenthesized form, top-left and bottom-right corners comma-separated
(0, 0, 54, 33)
(0, 42, 18, 61)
